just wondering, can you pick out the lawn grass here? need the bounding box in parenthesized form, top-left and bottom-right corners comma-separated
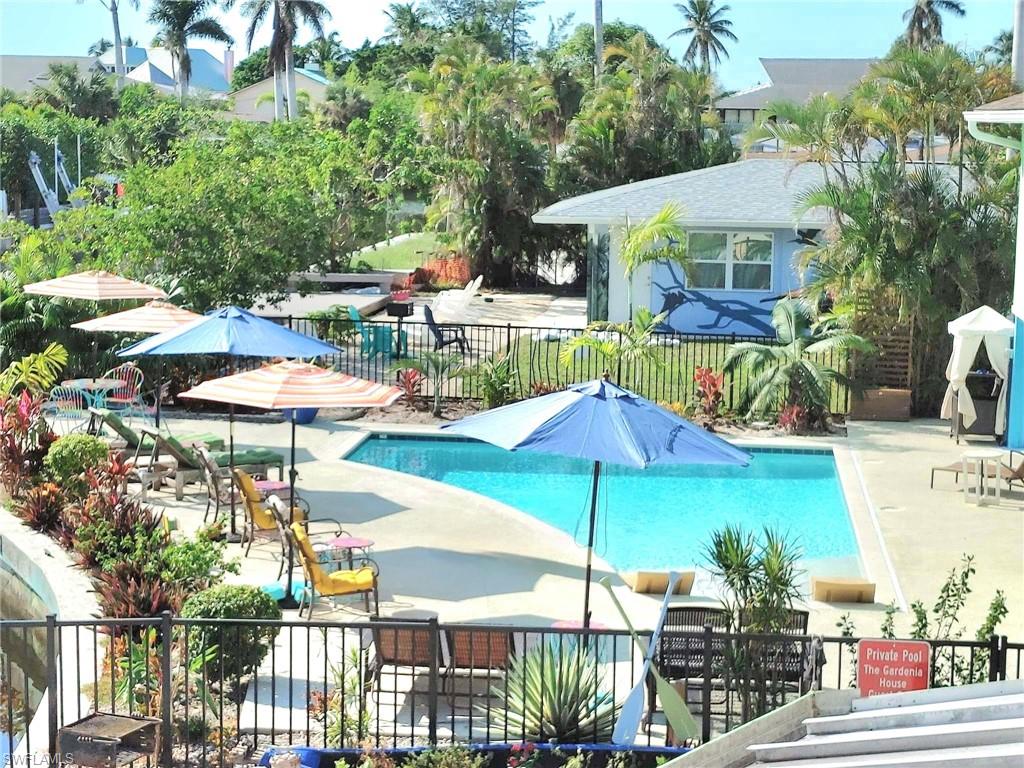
(350, 232, 440, 271)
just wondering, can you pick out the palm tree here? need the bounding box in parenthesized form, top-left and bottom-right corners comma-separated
(397, 352, 464, 417)
(307, 31, 345, 77)
(32, 63, 117, 121)
(618, 202, 688, 319)
(723, 299, 871, 430)
(148, 0, 232, 100)
(560, 307, 667, 391)
(670, 0, 737, 72)
(984, 29, 1012, 66)
(902, 0, 965, 48)
(229, 0, 330, 120)
(88, 38, 113, 57)
(98, 0, 140, 90)
(381, 2, 429, 45)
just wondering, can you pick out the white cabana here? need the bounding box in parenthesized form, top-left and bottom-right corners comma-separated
(940, 305, 1014, 434)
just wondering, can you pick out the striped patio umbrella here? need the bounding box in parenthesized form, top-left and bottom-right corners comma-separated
(23, 270, 166, 301)
(180, 361, 401, 601)
(71, 301, 201, 334)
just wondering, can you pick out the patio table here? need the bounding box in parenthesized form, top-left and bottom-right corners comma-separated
(961, 447, 1004, 505)
(62, 377, 121, 408)
(313, 536, 374, 573)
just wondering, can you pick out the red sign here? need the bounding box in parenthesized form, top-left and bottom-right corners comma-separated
(857, 639, 931, 697)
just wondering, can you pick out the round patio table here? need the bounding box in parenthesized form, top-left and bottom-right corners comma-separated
(62, 377, 121, 408)
(314, 536, 374, 573)
(253, 479, 292, 500)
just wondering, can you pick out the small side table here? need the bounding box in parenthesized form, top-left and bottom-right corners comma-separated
(325, 535, 374, 571)
(961, 447, 1004, 505)
(253, 479, 292, 501)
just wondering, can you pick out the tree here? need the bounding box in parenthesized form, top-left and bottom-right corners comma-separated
(398, 352, 464, 416)
(670, 0, 737, 72)
(559, 307, 667, 391)
(984, 29, 1012, 66)
(31, 64, 117, 122)
(618, 202, 688, 319)
(98, 0, 140, 90)
(724, 299, 872, 430)
(381, 2, 431, 45)
(88, 38, 113, 57)
(306, 32, 346, 78)
(902, 0, 965, 48)
(317, 80, 371, 130)
(148, 0, 233, 100)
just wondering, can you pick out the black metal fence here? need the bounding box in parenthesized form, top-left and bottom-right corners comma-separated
(263, 316, 851, 415)
(1, 616, 1018, 765)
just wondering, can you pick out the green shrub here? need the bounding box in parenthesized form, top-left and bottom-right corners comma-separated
(161, 537, 239, 592)
(180, 584, 281, 680)
(75, 516, 168, 575)
(406, 747, 487, 768)
(44, 434, 108, 496)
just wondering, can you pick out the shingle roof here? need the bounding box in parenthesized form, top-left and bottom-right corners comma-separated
(0, 56, 101, 94)
(533, 159, 833, 228)
(715, 58, 875, 111)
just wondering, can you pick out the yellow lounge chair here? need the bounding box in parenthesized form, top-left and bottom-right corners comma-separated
(288, 521, 378, 618)
(624, 571, 695, 595)
(811, 577, 876, 604)
(234, 469, 309, 559)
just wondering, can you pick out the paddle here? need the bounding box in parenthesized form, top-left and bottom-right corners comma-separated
(600, 575, 699, 746)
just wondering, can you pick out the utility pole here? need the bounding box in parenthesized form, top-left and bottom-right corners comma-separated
(1014, 0, 1024, 87)
(594, 0, 603, 80)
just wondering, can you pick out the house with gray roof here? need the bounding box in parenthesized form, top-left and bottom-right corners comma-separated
(533, 158, 831, 336)
(0, 55, 103, 94)
(715, 58, 875, 129)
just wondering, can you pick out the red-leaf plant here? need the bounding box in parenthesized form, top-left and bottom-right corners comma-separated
(693, 366, 724, 422)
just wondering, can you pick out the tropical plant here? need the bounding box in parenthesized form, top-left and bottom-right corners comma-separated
(382, 2, 431, 46)
(307, 305, 358, 345)
(476, 354, 516, 409)
(148, 0, 233, 100)
(94, 561, 184, 618)
(13, 482, 66, 535)
(692, 366, 724, 424)
(488, 638, 620, 741)
(723, 299, 872, 430)
(31, 64, 117, 121)
(902, 0, 965, 48)
(618, 202, 688, 318)
(560, 306, 667, 391)
(395, 368, 425, 409)
(307, 647, 371, 747)
(984, 29, 1012, 66)
(0, 343, 68, 397)
(0, 391, 56, 496)
(180, 584, 282, 680)
(161, 536, 239, 592)
(43, 434, 109, 497)
(97, 0, 141, 89)
(88, 38, 113, 56)
(395, 351, 464, 417)
(669, 0, 737, 72)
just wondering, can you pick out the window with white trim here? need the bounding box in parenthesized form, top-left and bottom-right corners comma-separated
(687, 231, 773, 291)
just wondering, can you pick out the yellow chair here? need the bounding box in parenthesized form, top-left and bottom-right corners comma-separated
(289, 521, 378, 618)
(233, 468, 308, 558)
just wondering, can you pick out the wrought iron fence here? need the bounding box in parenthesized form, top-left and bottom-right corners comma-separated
(262, 317, 851, 415)
(1, 615, 1017, 765)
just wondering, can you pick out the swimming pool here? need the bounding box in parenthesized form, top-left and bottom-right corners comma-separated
(347, 434, 861, 574)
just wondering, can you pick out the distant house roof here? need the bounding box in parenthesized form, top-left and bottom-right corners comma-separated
(0, 55, 101, 94)
(715, 58, 875, 111)
(533, 159, 833, 229)
(295, 68, 329, 86)
(98, 46, 149, 71)
(100, 46, 229, 94)
(228, 67, 331, 97)
(533, 158, 964, 230)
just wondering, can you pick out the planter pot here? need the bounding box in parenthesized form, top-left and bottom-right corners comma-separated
(282, 408, 318, 425)
(849, 388, 911, 421)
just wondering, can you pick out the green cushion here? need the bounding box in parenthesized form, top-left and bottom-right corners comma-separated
(207, 448, 284, 467)
(97, 409, 139, 447)
(139, 432, 224, 452)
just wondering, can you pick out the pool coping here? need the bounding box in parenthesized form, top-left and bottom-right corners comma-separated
(335, 425, 906, 615)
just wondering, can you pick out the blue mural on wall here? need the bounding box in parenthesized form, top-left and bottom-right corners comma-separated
(652, 260, 778, 337)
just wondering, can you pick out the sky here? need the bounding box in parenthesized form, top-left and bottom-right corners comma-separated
(0, 0, 1016, 91)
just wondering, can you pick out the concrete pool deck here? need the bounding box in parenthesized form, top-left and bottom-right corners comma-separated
(147, 415, 1023, 640)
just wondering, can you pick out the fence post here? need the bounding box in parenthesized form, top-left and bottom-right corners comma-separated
(701, 624, 713, 744)
(160, 611, 173, 766)
(427, 617, 439, 746)
(287, 315, 294, 331)
(616, 330, 623, 384)
(46, 614, 58, 759)
(988, 635, 1006, 682)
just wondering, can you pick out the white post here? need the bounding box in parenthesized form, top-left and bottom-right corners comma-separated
(1013, 0, 1024, 86)
(53, 141, 58, 205)
(593, 0, 603, 80)
(76, 134, 81, 185)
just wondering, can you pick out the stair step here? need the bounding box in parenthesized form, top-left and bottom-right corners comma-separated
(851, 679, 1024, 712)
(750, 717, 1024, 762)
(804, 693, 1024, 735)
(747, 741, 1024, 768)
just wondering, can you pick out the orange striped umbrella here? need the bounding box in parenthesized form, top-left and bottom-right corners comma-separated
(178, 361, 402, 410)
(180, 361, 401, 602)
(23, 270, 166, 300)
(71, 301, 202, 335)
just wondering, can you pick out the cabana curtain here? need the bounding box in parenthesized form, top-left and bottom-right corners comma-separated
(940, 306, 1014, 434)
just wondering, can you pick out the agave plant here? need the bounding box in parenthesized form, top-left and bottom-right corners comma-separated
(486, 639, 620, 742)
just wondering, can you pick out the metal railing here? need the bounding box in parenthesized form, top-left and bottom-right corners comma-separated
(261, 317, 851, 414)
(1, 616, 1017, 764)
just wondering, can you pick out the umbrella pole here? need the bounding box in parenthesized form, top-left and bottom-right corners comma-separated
(226, 357, 241, 543)
(582, 460, 601, 629)
(281, 409, 300, 609)
(155, 361, 163, 429)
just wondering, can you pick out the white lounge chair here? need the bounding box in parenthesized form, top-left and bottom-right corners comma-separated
(431, 275, 482, 321)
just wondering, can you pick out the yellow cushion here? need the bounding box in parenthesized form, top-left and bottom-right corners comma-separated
(325, 567, 375, 595)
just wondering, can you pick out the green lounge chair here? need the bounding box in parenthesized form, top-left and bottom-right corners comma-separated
(347, 305, 407, 358)
(138, 427, 284, 500)
(88, 407, 225, 452)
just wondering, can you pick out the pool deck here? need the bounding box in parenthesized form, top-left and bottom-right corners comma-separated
(149, 415, 1023, 640)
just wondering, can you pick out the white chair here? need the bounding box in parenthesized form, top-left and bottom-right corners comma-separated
(45, 385, 89, 435)
(431, 275, 482, 321)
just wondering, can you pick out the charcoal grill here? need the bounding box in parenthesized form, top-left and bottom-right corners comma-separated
(57, 712, 160, 767)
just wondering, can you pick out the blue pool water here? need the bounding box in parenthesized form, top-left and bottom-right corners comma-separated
(348, 435, 859, 572)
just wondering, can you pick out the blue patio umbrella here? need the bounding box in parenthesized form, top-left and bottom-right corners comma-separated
(442, 375, 751, 626)
(118, 306, 339, 540)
